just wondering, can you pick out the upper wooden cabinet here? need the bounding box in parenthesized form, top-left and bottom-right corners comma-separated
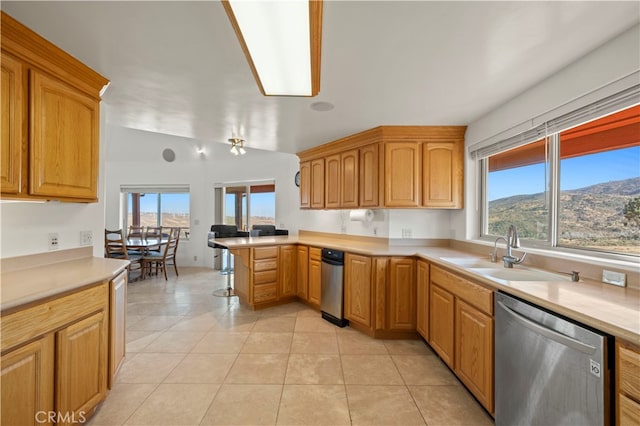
(310, 158, 325, 209)
(0, 12, 108, 202)
(297, 126, 465, 209)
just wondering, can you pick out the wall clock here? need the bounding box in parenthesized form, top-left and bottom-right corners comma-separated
(294, 171, 301, 187)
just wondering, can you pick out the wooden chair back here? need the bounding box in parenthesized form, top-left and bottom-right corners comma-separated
(127, 225, 144, 238)
(145, 226, 162, 238)
(105, 229, 127, 259)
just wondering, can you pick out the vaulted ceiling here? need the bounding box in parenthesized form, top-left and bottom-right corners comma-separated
(3, 1, 639, 154)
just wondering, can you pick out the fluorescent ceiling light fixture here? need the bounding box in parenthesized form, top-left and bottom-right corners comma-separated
(222, 0, 322, 96)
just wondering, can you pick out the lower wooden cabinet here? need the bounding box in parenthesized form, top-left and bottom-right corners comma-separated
(344, 253, 372, 328)
(278, 245, 297, 299)
(308, 247, 322, 308)
(1, 335, 54, 426)
(455, 299, 493, 411)
(296, 245, 309, 300)
(0, 282, 110, 425)
(429, 283, 455, 366)
(617, 340, 640, 425)
(56, 311, 108, 424)
(416, 259, 429, 339)
(428, 265, 494, 414)
(387, 257, 416, 331)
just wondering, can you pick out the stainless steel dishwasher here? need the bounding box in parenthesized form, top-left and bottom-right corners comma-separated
(320, 248, 348, 327)
(495, 292, 612, 426)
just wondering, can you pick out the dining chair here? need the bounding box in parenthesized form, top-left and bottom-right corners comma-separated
(142, 227, 180, 280)
(105, 229, 143, 279)
(127, 225, 144, 238)
(145, 226, 162, 238)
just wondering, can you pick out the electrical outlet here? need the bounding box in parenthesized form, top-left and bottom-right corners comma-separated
(402, 228, 412, 238)
(48, 233, 59, 250)
(602, 270, 626, 287)
(80, 230, 93, 246)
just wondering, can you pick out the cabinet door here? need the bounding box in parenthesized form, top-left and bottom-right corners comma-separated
(299, 161, 311, 208)
(56, 311, 107, 424)
(297, 245, 309, 300)
(359, 144, 379, 208)
(310, 158, 325, 209)
(30, 70, 99, 201)
(1, 335, 54, 426)
(387, 257, 416, 331)
(384, 141, 421, 207)
(341, 149, 359, 208)
(109, 271, 127, 388)
(429, 284, 454, 367)
(308, 248, 322, 307)
(279, 245, 297, 298)
(325, 154, 341, 208)
(344, 253, 372, 328)
(1, 53, 24, 195)
(422, 140, 463, 208)
(455, 299, 493, 412)
(416, 259, 429, 339)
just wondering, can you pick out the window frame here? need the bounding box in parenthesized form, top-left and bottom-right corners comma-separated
(479, 118, 638, 261)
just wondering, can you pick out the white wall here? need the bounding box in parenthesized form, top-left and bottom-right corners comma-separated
(0, 109, 108, 259)
(457, 24, 640, 240)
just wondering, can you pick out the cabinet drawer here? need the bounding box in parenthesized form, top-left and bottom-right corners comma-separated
(253, 247, 278, 260)
(253, 283, 277, 303)
(254, 259, 277, 272)
(254, 270, 277, 285)
(619, 343, 640, 400)
(309, 247, 322, 261)
(431, 266, 493, 315)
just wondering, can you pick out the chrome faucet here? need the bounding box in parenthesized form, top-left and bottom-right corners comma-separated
(502, 225, 526, 268)
(491, 237, 508, 263)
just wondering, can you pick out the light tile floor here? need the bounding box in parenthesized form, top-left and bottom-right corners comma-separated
(88, 267, 494, 426)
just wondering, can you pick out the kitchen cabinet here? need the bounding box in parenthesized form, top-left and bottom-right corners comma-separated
(341, 149, 359, 208)
(1, 335, 54, 426)
(0, 282, 109, 425)
(325, 154, 341, 208)
(429, 283, 455, 366)
(0, 11, 108, 202)
(616, 340, 640, 426)
(308, 247, 322, 308)
(311, 159, 325, 209)
(278, 245, 297, 299)
(422, 140, 463, 208)
(384, 141, 421, 207)
(296, 245, 309, 300)
(299, 161, 311, 208)
(344, 253, 373, 328)
(109, 270, 127, 388)
(359, 144, 380, 207)
(428, 264, 494, 413)
(387, 257, 416, 331)
(416, 259, 429, 339)
(0, 52, 23, 195)
(297, 126, 465, 210)
(56, 311, 108, 422)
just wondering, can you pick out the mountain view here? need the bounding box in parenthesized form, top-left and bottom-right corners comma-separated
(488, 177, 640, 255)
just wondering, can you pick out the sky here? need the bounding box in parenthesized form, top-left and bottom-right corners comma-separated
(488, 146, 640, 201)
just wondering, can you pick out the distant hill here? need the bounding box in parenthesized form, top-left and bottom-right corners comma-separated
(488, 177, 640, 253)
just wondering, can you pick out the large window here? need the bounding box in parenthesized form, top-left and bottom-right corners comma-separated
(483, 104, 640, 257)
(125, 188, 190, 239)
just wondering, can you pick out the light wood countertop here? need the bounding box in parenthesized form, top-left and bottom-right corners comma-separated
(1, 250, 129, 312)
(210, 234, 640, 344)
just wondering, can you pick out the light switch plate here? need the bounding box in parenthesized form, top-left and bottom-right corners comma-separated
(602, 270, 626, 287)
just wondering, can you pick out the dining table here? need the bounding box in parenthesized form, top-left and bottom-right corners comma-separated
(125, 237, 169, 254)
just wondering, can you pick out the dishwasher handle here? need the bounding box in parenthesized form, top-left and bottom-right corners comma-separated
(497, 301, 597, 355)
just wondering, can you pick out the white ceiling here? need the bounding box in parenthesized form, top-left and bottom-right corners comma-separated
(3, 1, 639, 154)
